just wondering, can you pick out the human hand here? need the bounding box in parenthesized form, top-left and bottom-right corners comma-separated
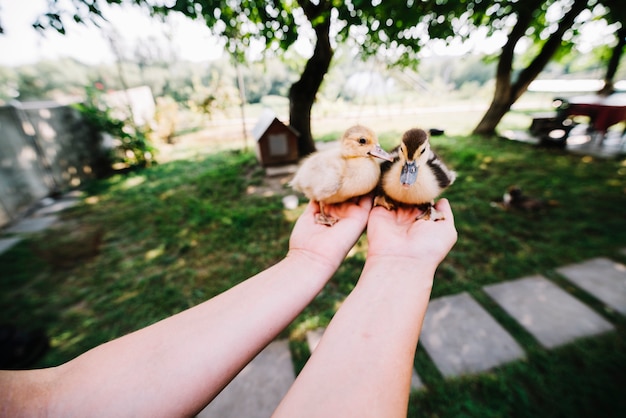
(288, 195, 372, 271)
(366, 199, 457, 267)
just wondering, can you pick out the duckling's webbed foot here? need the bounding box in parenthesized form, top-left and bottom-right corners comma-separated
(315, 213, 339, 226)
(316, 202, 339, 226)
(415, 202, 445, 221)
(374, 195, 395, 210)
(427, 206, 446, 221)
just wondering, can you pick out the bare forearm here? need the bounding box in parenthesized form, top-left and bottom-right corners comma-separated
(274, 257, 436, 418)
(5, 254, 334, 418)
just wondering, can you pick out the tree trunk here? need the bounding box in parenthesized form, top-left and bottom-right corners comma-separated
(473, 0, 589, 136)
(472, 0, 538, 136)
(599, 27, 626, 96)
(289, 3, 333, 157)
(473, 100, 513, 137)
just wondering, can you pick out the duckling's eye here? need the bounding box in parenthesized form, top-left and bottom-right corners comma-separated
(358, 137, 367, 145)
(420, 148, 426, 155)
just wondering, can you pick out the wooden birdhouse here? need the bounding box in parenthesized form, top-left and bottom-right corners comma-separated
(252, 109, 300, 167)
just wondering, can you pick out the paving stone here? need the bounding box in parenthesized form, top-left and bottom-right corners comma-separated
(557, 257, 626, 316)
(197, 340, 295, 418)
(305, 327, 424, 390)
(409, 368, 423, 391)
(419, 292, 524, 378)
(34, 198, 80, 217)
(4, 216, 58, 234)
(484, 276, 614, 349)
(0, 237, 22, 256)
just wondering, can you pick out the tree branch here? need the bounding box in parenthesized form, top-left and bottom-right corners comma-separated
(512, 0, 589, 100)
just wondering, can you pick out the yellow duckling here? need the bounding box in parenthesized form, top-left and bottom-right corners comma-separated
(290, 125, 393, 226)
(375, 128, 456, 221)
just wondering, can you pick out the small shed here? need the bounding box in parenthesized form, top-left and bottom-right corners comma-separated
(252, 109, 300, 167)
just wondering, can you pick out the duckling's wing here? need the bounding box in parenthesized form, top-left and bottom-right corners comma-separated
(427, 151, 456, 188)
(290, 150, 343, 201)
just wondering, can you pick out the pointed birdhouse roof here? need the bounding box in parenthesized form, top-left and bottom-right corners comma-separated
(252, 108, 299, 142)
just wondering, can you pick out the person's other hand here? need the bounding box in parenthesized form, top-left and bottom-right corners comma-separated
(366, 199, 457, 267)
(288, 195, 372, 271)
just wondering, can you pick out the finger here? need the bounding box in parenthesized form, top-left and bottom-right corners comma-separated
(302, 200, 320, 218)
(433, 198, 454, 222)
(396, 206, 421, 224)
(369, 205, 394, 223)
(356, 193, 374, 210)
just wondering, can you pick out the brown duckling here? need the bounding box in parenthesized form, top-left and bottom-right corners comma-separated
(375, 128, 456, 221)
(290, 125, 392, 226)
(498, 185, 558, 211)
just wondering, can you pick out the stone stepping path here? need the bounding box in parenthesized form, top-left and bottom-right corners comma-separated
(0, 193, 81, 257)
(32, 198, 80, 217)
(0, 217, 59, 257)
(197, 340, 295, 418)
(484, 275, 614, 349)
(557, 257, 626, 316)
(0, 237, 22, 255)
(420, 292, 525, 377)
(3, 216, 58, 234)
(197, 256, 623, 418)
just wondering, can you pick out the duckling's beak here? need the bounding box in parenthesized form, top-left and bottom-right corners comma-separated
(368, 145, 393, 162)
(400, 161, 418, 186)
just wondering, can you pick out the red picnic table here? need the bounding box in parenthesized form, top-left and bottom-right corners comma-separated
(565, 93, 626, 142)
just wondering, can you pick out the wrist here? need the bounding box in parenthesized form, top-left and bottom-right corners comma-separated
(363, 255, 439, 283)
(284, 249, 341, 278)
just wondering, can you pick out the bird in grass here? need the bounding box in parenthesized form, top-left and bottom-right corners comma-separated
(375, 128, 456, 221)
(493, 185, 558, 211)
(290, 125, 393, 226)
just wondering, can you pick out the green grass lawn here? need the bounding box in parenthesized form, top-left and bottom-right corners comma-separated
(1, 132, 625, 417)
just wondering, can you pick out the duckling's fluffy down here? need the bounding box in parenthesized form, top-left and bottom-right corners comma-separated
(290, 147, 381, 204)
(381, 149, 456, 205)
